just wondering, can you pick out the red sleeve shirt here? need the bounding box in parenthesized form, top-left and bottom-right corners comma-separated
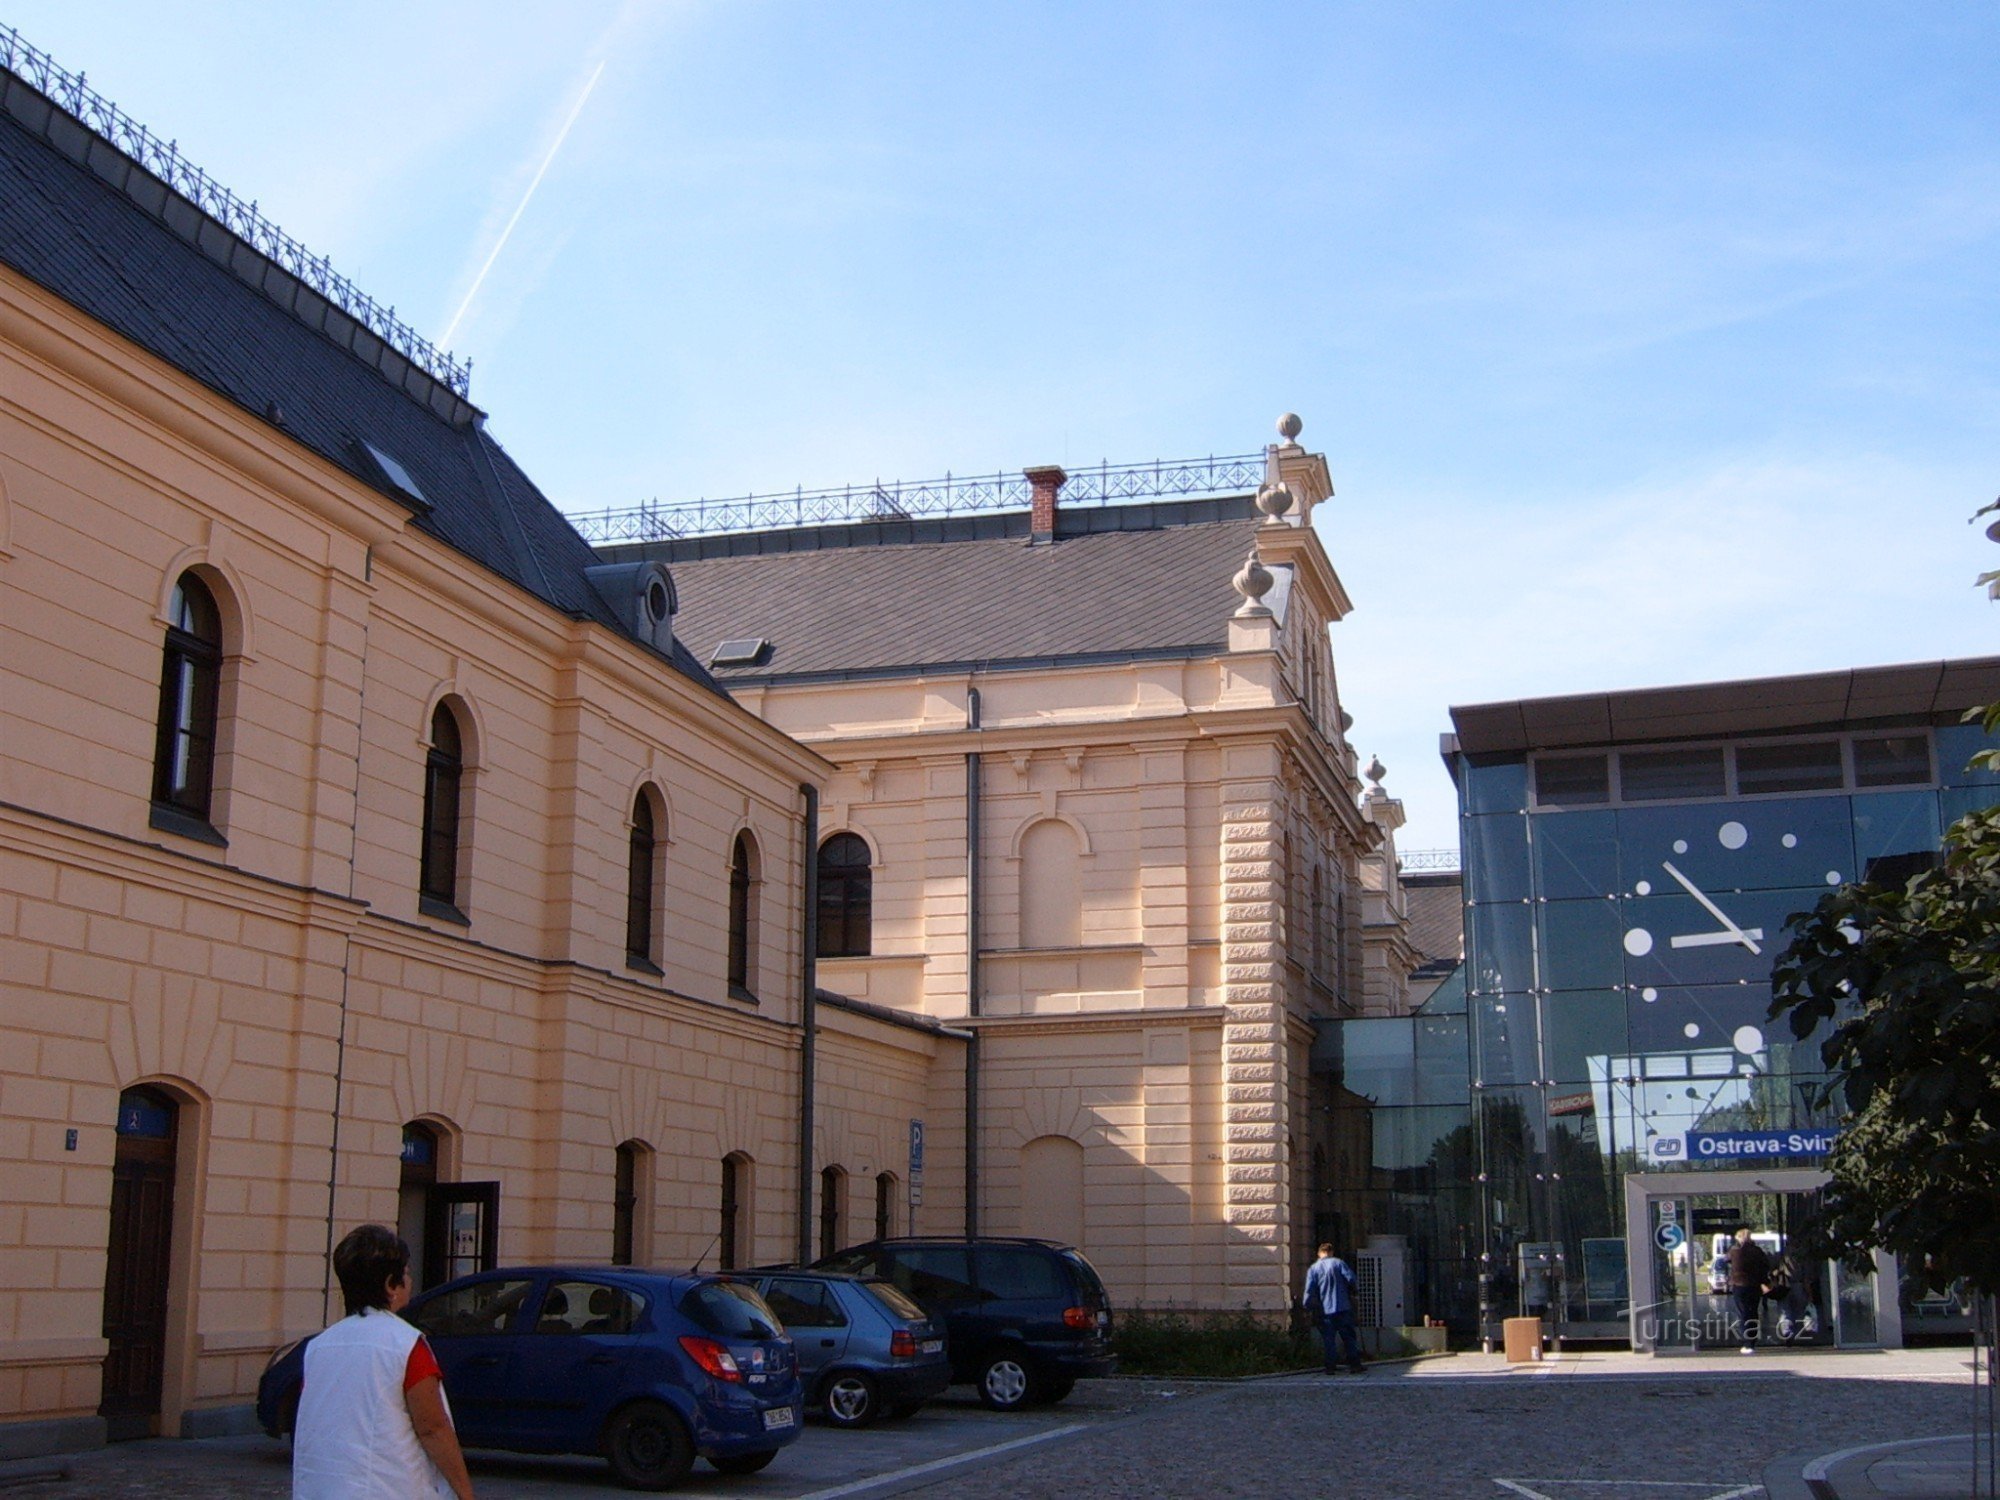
(403, 1335, 442, 1392)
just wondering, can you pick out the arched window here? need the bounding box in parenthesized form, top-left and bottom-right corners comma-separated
(419, 703, 465, 916)
(727, 832, 758, 996)
(874, 1171, 897, 1240)
(817, 833, 872, 958)
(626, 794, 660, 970)
(151, 573, 222, 828)
(613, 1140, 650, 1266)
(720, 1152, 753, 1270)
(819, 1165, 847, 1259)
(1020, 1135, 1085, 1248)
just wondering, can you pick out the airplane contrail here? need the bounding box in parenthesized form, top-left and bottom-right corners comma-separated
(441, 58, 607, 346)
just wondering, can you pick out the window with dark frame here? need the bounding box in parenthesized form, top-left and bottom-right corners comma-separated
(875, 1171, 895, 1240)
(1734, 739, 1844, 795)
(728, 833, 753, 993)
(152, 573, 222, 823)
(819, 1166, 844, 1259)
(419, 704, 464, 912)
(626, 795, 657, 968)
(719, 1154, 741, 1270)
(613, 1142, 638, 1266)
(816, 832, 872, 958)
(1532, 752, 1610, 806)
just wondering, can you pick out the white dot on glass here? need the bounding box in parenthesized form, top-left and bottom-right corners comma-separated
(1718, 821, 1748, 850)
(1635, 880, 1652, 896)
(1733, 1025, 1765, 1054)
(1641, 987, 1658, 1002)
(1673, 840, 1688, 854)
(1826, 870, 1842, 885)
(1624, 928, 1654, 957)
(1683, 1023, 1701, 1039)
(1782, 834, 1798, 849)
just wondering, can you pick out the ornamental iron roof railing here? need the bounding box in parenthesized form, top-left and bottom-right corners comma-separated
(1398, 848, 1462, 873)
(570, 452, 1268, 544)
(0, 24, 472, 399)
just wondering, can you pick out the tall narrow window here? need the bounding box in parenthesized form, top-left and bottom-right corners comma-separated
(720, 1153, 747, 1270)
(819, 1166, 846, 1259)
(613, 1141, 640, 1265)
(817, 833, 873, 958)
(627, 795, 659, 970)
(419, 704, 464, 916)
(151, 573, 222, 827)
(728, 833, 757, 996)
(874, 1171, 896, 1240)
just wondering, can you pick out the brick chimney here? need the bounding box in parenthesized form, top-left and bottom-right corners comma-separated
(1024, 466, 1067, 543)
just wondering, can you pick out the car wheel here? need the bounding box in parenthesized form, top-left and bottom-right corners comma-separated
(976, 1351, 1037, 1411)
(1033, 1376, 1076, 1406)
(822, 1370, 881, 1427)
(709, 1449, 779, 1475)
(605, 1401, 696, 1491)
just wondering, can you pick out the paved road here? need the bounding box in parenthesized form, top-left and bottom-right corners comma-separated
(8, 1350, 1979, 1500)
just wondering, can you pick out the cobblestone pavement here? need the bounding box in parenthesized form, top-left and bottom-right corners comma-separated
(911, 1350, 1982, 1500)
(5, 1352, 1979, 1500)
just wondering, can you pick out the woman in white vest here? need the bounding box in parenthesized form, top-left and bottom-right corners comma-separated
(292, 1224, 475, 1500)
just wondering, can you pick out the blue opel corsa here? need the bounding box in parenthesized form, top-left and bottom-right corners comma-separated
(258, 1267, 802, 1490)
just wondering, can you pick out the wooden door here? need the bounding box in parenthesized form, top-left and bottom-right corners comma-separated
(100, 1089, 176, 1439)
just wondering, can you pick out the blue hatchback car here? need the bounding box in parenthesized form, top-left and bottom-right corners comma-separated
(257, 1267, 802, 1490)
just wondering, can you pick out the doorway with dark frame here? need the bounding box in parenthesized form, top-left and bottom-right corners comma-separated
(100, 1086, 177, 1440)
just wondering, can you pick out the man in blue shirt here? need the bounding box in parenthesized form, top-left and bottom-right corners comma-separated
(1301, 1242, 1365, 1374)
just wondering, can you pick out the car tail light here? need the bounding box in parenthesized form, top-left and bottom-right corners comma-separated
(890, 1330, 918, 1358)
(1063, 1306, 1095, 1330)
(677, 1335, 742, 1382)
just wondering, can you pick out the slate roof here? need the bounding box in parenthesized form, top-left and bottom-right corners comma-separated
(1400, 872, 1464, 968)
(0, 65, 725, 697)
(604, 498, 1266, 683)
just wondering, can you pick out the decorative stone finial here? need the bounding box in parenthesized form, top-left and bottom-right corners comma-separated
(1255, 482, 1295, 523)
(1365, 754, 1387, 788)
(1232, 550, 1274, 616)
(1277, 412, 1303, 442)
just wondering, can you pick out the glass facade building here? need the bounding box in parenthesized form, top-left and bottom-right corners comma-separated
(1320, 658, 2000, 1348)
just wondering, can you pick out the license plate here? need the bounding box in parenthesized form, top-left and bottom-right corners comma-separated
(762, 1406, 795, 1431)
(920, 1339, 943, 1354)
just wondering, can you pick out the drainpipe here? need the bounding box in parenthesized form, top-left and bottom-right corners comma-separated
(797, 783, 820, 1266)
(964, 688, 982, 1237)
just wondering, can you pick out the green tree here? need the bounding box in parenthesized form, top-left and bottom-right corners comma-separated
(1768, 774, 2000, 1295)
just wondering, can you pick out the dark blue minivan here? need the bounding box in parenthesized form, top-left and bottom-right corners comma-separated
(258, 1267, 801, 1490)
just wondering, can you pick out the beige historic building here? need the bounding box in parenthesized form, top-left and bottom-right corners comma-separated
(607, 424, 1416, 1320)
(0, 46, 958, 1455)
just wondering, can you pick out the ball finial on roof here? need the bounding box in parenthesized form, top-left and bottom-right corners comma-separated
(1232, 550, 1275, 617)
(1277, 412, 1303, 442)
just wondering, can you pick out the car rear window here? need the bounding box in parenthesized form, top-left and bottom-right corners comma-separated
(1062, 1250, 1109, 1306)
(679, 1281, 782, 1340)
(762, 1278, 847, 1330)
(977, 1246, 1065, 1301)
(887, 1246, 979, 1306)
(860, 1280, 926, 1321)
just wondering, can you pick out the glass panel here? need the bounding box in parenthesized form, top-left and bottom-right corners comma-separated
(1531, 810, 1621, 900)
(1934, 722, 2000, 787)
(1414, 1015, 1470, 1106)
(411, 1278, 535, 1338)
(1539, 899, 1626, 991)
(975, 1246, 1065, 1300)
(1852, 734, 1931, 788)
(1472, 995, 1538, 1086)
(1834, 1262, 1879, 1346)
(537, 1281, 642, 1335)
(1534, 753, 1610, 807)
(1852, 791, 1941, 873)
(1464, 814, 1531, 903)
(1463, 757, 1530, 815)
(1734, 740, 1842, 795)
(763, 1278, 844, 1328)
(1941, 786, 2000, 826)
(1619, 747, 1726, 801)
(1542, 990, 1628, 1085)
(679, 1281, 782, 1339)
(884, 1247, 979, 1306)
(1466, 902, 1533, 995)
(1338, 1017, 1418, 1106)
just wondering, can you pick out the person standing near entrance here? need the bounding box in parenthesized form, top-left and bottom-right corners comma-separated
(1302, 1243, 1366, 1374)
(1726, 1226, 1772, 1354)
(293, 1224, 475, 1499)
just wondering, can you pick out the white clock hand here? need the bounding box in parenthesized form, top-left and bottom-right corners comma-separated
(1660, 861, 1762, 955)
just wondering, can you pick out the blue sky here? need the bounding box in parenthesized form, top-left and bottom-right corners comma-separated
(9, 3, 1997, 849)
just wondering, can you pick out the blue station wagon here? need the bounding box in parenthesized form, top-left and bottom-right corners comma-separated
(258, 1267, 802, 1490)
